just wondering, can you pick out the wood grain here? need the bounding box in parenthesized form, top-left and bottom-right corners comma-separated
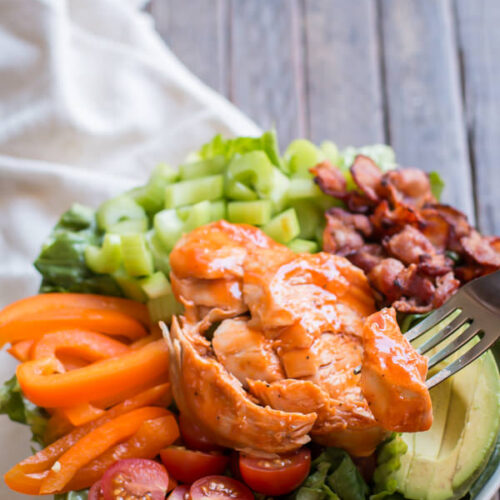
(228, 0, 305, 148)
(455, 0, 500, 234)
(303, 0, 385, 148)
(150, 0, 229, 95)
(379, 0, 474, 220)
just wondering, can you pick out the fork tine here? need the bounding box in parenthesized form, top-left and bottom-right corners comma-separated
(417, 312, 470, 355)
(426, 331, 496, 389)
(427, 324, 480, 369)
(405, 301, 459, 342)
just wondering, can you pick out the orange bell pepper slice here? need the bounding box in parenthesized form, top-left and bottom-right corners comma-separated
(0, 293, 150, 327)
(32, 329, 129, 363)
(7, 339, 35, 362)
(66, 414, 179, 492)
(17, 340, 169, 407)
(0, 308, 147, 346)
(40, 406, 169, 493)
(59, 404, 105, 427)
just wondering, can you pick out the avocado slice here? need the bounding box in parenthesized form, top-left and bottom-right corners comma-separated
(389, 347, 499, 500)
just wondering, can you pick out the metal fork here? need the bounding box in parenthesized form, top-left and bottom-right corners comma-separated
(405, 270, 500, 389)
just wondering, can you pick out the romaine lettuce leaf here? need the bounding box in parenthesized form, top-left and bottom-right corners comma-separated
(0, 375, 48, 447)
(428, 171, 445, 200)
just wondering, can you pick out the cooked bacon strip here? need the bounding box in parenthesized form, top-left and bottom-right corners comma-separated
(348, 244, 385, 274)
(419, 208, 450, 252)
(385, 225, 436, 265)
(350, 155, 383, 201)
(417, 254, 453, 277)
(323, 212, 366, 256)
(431, 204, 471, 253)
(311, 161, 348, 199)
(368, 258, 406, 303)
(370, 200, 420, 236)
(433, 272, 460, 308)
(382, 169, 436, 209)
(461, 230, 500, 267)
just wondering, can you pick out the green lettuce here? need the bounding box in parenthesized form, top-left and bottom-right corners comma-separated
(428, 171, 445, 200)
(54, 490, 89, 500)
(34, 203, 122, 296)
(0, 375, 48, 447)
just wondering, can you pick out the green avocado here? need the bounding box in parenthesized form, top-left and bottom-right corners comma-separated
(390, 338, 500, 500)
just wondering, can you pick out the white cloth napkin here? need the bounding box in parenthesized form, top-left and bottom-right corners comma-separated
(0, 0, 259, 497)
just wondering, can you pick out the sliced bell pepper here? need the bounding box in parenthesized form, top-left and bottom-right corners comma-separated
(17, 340, 169, 407)
(7, 339, 34, 362)
(0, 293, 150, 327)
(40, 406, 169, 493)
(0, 308, 147, 346)
(59, 404, 105, 427)
(32, 329, 129, 363)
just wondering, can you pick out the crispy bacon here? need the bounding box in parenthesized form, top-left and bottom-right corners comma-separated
(313, 158, 499, 313)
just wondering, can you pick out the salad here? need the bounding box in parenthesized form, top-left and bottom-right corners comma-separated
(0, 131, 498, 500)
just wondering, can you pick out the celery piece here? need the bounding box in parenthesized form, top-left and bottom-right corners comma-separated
(227, 151, 274, 197)
(84, 234, 122, 274)
(129, 164, 177, 214)
(209, 200, 226, 222)
(113, 268, 147, 302)
(140, 271, 172, 299)
(107, 218, 149, 235)
(290, 201, 323, 240)
(284, 139, 323, 177)
(287, 177, 324, 200)
(179, 155, 226, 180)
(227, 200, 272, 226)
(147, 294, 184, 323)
(268, 168, 290, 213)
(262, 208, 300, 244)
(287, 238, 319, 254)
(320, 140, 341, 166)
(120, 234, 154, 277)
(177, 200, 212, 231)
(154, 209, 184, 251)
(146, 230, 171, 274)
(164, 175, 224, 208)
(225, 179, 259, 201)
(96, 196, 147, 232)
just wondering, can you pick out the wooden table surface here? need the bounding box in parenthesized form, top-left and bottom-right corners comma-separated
(149, 0, 500, 237)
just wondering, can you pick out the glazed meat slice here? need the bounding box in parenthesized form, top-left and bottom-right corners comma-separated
(361, 308, 432, 432)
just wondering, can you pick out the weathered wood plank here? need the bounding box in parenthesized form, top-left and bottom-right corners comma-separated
(455, 0, 500, 234)
(379, 0, 474, 219)
(229, 0, 305, 147)
(150, 0, 229, 95)
(303, 0, 385, 148)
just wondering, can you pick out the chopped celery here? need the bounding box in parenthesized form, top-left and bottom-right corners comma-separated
(165, 175, 224, 208)
(113, 269, 147, 302)
(225, 180, 259, 201)
(177, 200, 212, 230)
(140, 271, 172, 299)
(287, 177, 324, 200)
(284, 139, 323, 177)
(227, 200, 272, 225)
(320, 140, 341, 166)
(145, 230, 171, 274)
(147, 294, 184, 323)
(268, 168, 290, 213)
(290, 201, 323, 240)
(287, 238, 319, 253)
(96, 196, 147, 232)
(179, 155, 226, 180)
(129, 163, 178, 214)
(84, 234, 122, 274)
(262, 208, 300, 244)
(107, 218, 148, 234)
(209, 200, 226, 222)
(227, 151, 274, 198)
(120, 234, 154, 277)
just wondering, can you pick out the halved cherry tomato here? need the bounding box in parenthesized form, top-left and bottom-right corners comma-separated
(101, 458, 168, 500)
(160, 446, 229, 484)
(179, 413, 223, 452)
(238, 448, 311, 496)
(168, 484, 190, 500)
(190, 475, 253, 500)
(88, 479, 104, 500)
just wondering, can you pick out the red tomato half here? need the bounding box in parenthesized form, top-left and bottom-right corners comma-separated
(160, 446, 229, 484)
(179, 413, 223, 452)
(168, 484, 190, 500)
(88, 480, 104, 500)
(190, 475, 253, 500)
(239, 448, 311, 496)
(101, 458, 169, 500)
